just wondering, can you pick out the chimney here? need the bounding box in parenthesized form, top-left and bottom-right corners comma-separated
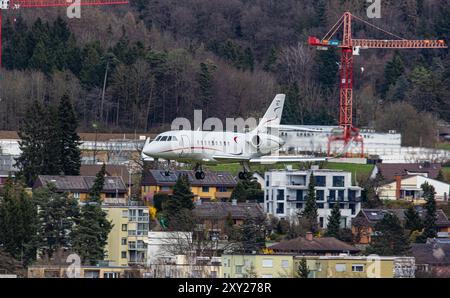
(306, 232, 313, 241)
(395, 175, 402, 200)
(232, 199, 237, 206)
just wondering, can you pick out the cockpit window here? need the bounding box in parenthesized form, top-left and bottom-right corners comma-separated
(155, 136, 161, 141)
(172, 136, 178, 141)
(160, 136, 168, 141)
(167, 136, 172, 141)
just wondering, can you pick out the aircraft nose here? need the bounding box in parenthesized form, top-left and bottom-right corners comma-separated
(143, 141, 157, 157)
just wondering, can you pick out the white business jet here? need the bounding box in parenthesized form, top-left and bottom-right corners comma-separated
(142, 94, 327, 180)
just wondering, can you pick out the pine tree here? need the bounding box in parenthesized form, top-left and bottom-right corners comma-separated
(35, 184, 80, 259)
(404, 205, 423, 233)
(302, 172, 318, 232)
(382, 52, 405, 97)
(436, 169, 446, 182)
(72, 165, 112, 264)
(240, 211, 266, 253)
(197, 60, 216, 114)
(15, 101, 61, 186)
(282, 83, 301, 124)
(162, 174, 195, 228)
(297, 258, 310, 278)
(297, 257, 310, 278)
(314, 47, 339, 92)
(231, 175, 264, 203)
(421, 182, 437, 240)
(366, 213, 410, 256)
(325, 202, 341, 238)
(57, 94, 81, 175)
(0, 177, 38, 265)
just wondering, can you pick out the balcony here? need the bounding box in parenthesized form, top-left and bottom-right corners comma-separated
(215, 192, 233, 199)
(128, 243, 147, 251)
(129, 216, 150, 223)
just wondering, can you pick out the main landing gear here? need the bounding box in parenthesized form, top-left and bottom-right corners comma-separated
(194, 163, 206, 180)
(238, 161, 251, 180)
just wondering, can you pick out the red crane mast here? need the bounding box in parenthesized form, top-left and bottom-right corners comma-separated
(0, 0, 129, 66)
(308, 12, 447, 157)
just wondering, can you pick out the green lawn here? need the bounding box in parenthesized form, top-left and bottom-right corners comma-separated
(207, 161, 374, 184)
(437, 143, 450, 151)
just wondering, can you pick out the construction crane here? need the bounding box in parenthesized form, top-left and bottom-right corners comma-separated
(308, 11, 447, 158)
(0, 0, 129, 67)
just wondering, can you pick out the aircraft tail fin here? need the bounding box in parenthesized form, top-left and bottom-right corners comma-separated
(256, 94, 285, 132)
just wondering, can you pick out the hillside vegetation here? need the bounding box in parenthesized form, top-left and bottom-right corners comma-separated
(0, 0, 448, 148)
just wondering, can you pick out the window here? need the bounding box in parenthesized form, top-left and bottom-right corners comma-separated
(161, 186, 170, 192)
(296, 190, 304, 201)
(73, 192, 80, 199)
(155, 136, 161, 141)
(276, 203, 284, 214)
(167, 136, 172, 141)
(266, 176, 270, 187)
(121, 251, 127, 259)
(217, 186, 227, 192)
(160, 136, 168, 141)
(262, 259, 273, 268)
(121, 238, 127, 245)
(333, 176, 345, 187)
(315, 176, 326, 187)
(104, 272, 120, 278)
(352, 264, 364, 272)
(122, 210, 128, 218)
(316, 190, 325, 201)
(319, 217, 324, 228)
(172, 136, 178, 141)
(296, 203, 303, 209)
(121, 224, 127, 231)
(277, 189, 284, 201)
(235, 265, 243, 274)
(335, 264, 346, 272)
(202, 186, 210, 193)
(281, 260, 289, 268)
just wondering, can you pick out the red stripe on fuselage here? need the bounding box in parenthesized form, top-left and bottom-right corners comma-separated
(160, 147, 219, 153)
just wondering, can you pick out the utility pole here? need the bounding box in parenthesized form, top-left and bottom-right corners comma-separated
(93, 122, 98, 165)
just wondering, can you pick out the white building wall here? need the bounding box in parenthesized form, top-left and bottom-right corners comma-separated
(264, 168, 362, 228)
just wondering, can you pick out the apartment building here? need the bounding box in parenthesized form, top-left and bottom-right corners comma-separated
(103, 202, 150, 266)
(264, 166, 362, 228)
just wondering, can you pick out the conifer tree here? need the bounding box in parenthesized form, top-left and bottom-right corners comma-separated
(72, 164, 112, 264)
(57, 94, 82, 175)
(16, 101, 61, 186)
(325, 202, 341, 238)
(404, 205, 423, 233)
(162, 174, 195, 228)
(0, 177, 38, 265)
(436, 169, 446, 182)
(240, 211, 266, 253)
(302, 172, 318, 232)
(366, 213, 410, 256)
(35, 184, 80, 259)
(297, 258, 310, 278)
(421, 182, 437, 240)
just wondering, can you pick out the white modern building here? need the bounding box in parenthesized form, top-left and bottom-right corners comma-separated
(264, 166, 362, 228)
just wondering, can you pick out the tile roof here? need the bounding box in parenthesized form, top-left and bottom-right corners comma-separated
(411, 242, 450, 265)
(358, 208, 450, 228)
(376, 163, 442, 183)
(193, 202, 265, 220)
(34, 175, 127, 193)
(141, 170, 237, 187)
(80, 164, 130, 184)
(269, 236, 360, 254)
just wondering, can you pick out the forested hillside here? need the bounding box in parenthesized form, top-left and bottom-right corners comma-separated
(0, 0, 449, 147)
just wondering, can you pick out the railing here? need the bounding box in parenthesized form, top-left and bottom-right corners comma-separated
(129, 216, 149, 222)
(129, 244, 147, 250)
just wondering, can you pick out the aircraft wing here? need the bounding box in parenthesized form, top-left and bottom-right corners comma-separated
(250, 156, 328, 164)
(212, 154, 250, 162)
